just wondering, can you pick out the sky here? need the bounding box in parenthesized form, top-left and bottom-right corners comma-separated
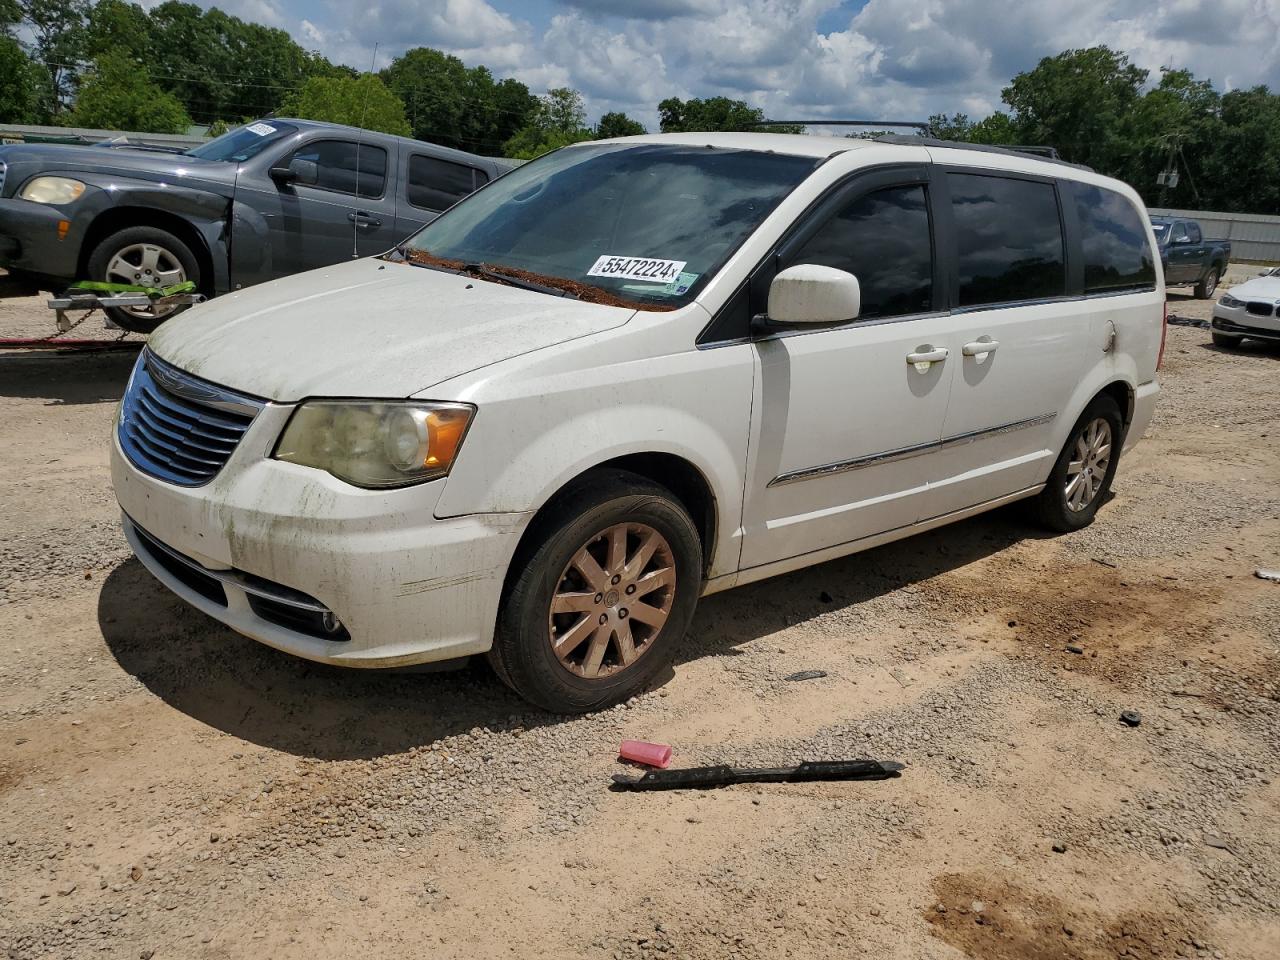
(157, 0, 1280, 129)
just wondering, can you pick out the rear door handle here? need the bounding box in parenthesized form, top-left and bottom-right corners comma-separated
(905, 347, 949, 369)
(348, 212, 381, 228)
(962, 338, 1000, 357)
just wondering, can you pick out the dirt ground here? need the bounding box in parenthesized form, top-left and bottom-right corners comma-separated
(1, 275, 1278, 960)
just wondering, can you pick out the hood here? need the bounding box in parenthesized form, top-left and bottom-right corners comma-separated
(1226, 275, 1280, 301)
(0, 143, 235, 197)
(148, 258, 637, 402)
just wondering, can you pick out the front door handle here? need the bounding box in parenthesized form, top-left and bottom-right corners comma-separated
(348, 212, 382, 228)
(962, 338, 1000, 357)
(905, 347, 949, 369)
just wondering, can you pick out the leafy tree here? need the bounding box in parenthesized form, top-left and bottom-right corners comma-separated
(17, 0, 89, 113)
(502, 87, 594, 159)
(0, 33, 45, 122)
(596, 110, 645, 138)
(279, 74, 411, 137)
(541, 86, 585, 132)
(85, 0, 149, 60)
(657, 96, 802, 134)
(503, 125, 593, 160)
(1001, 46, 1147, 169)
(382, 47, 537, 152)
(64, 50, 190, 132)
(1200, 86, 1280, 214)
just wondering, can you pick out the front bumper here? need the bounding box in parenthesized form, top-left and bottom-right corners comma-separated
(0, 198, 82, 280)
(1212, 303, 1280, 342)
(111, 414, 530, 668)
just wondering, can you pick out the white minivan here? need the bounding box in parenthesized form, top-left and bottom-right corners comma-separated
(111, 133, 1164, 712)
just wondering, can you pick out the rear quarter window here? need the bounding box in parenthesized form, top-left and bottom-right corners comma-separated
(407, 154, 483, 212)
(1071, 183, 1156, 293)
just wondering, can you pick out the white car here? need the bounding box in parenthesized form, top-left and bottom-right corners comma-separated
(111, 133, 1164, 712)
(1211, 275, 1280, 347)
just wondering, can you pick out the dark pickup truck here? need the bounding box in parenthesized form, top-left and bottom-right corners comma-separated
(1149, 215, 1231, 299)
(0, 119, 514, 330)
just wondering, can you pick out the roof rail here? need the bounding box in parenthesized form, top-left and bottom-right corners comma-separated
(750, 119, 932, 132)
(871, 135, 1092, 172)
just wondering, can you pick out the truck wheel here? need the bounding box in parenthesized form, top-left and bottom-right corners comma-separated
(489, 469, 703, 713)
(86, 226, 201, 333)
(1031, 395, 1123, 533)
(1194, 268, 1219, 299)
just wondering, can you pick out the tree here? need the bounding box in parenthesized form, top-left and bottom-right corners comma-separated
(501, 87, 593, 159)
(17, 0, 89, 113)
(924, 111, 1016, 144)
(596, 111, 645, 139)
(85, 0, 149, 60)
(279, 74, 411, 137)
(0, 34, 45, 122)
(64, 51, 191, 133)
(657, 96, 801, 133)
(1001, 46, 1147, 169)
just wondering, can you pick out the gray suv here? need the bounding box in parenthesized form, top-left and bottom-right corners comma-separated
(0, 119, 513, 330)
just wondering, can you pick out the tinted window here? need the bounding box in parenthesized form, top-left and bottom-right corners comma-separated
(289, 140, 386, 199)
(1187, 221, 1202, 243)
(789, 184, 932, 319)
(1073, 183, 1156, 293)
(408, 155, 479, 211)
(948, 174, 1065, 306)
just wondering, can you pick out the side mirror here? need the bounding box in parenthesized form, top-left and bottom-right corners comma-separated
(765, 264, 861, 326)
(270, 159, 318, 187)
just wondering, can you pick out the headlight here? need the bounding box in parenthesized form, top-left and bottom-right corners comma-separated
(1218, 293, 1244, 308)
(19, 176, 87, 204)
(274, 400, 474, 488)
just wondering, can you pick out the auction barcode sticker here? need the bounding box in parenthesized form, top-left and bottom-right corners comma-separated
(587, 255, 687, 284)
(246, 122, 277, 137)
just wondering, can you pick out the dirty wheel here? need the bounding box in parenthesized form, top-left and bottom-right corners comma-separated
(86, 226, 201, 333)
(1194, 268, 1219, 299)
(1032, 394, 1123, 533)
(490, 469, 701, 713)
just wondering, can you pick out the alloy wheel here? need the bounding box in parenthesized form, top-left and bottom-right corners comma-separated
(1064, 417, 1112, 512)
(548, 522, 676, 679)
(103, 243, 188, 320)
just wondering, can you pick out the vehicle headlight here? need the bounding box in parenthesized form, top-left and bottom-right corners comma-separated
(274, 400, 474, 488)
(19, 176, 87, 205)
(1218, 293, 1244, 308)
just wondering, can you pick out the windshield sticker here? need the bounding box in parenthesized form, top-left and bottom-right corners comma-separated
(588, 255, 687, 284)
(245, 122, 277, 137)
(662, 271, 699, 296)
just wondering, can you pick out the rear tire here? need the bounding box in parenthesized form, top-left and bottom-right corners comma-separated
(1211, 331, 1240, 348)
(1032, 395, 1124, 533)
(86, 226, 201, 333)
(1194, 268, 1219, 299)
(489, 469, 702, 713)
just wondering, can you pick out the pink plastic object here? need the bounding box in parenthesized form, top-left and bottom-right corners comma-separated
(619, 739, 673, 768)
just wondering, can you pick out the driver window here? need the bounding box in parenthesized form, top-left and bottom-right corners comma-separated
(787, 184, 933, 319)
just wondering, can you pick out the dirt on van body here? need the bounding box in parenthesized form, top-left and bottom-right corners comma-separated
(1, 279, 1278, 959)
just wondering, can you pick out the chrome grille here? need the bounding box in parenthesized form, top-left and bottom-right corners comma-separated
(118, 350, 263, 486)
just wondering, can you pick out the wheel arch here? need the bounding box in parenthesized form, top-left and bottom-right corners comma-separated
(503, 454, 720, 592)
(77, 207, 217, 295)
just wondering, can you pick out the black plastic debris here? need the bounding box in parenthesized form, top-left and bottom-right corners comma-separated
(1120, 710, 1143, 727)
(785, 670, 828, 682)
(611, 759, 904, 791)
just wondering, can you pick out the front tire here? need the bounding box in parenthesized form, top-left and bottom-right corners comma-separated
(1032, 395, 1123, 533)
(490, 470, 703, 713)
(1211, 331, 1240, 348)
(86, 226, 201, 333)
(1195, 268, 1219, 299)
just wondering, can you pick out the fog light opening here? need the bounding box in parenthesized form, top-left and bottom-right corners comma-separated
(321, 611, 344, 636)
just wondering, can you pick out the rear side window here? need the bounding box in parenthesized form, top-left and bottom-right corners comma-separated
(289, 140, 386, 199)
(948, 174, 1065, 307)
(788, 184, 933, 319)
(408, 155, 483, 212)
(1071, 183, 1157, 293)
(1187, 221, 1202, 243)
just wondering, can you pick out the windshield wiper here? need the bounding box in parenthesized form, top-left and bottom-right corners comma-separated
(462, 263, 580, 300)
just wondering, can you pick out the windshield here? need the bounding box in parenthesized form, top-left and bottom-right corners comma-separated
(398, 143, 820, 308)
(186, 121, 297, 163)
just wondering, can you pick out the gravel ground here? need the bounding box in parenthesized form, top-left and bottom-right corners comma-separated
(1, 278, 1278, 960)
